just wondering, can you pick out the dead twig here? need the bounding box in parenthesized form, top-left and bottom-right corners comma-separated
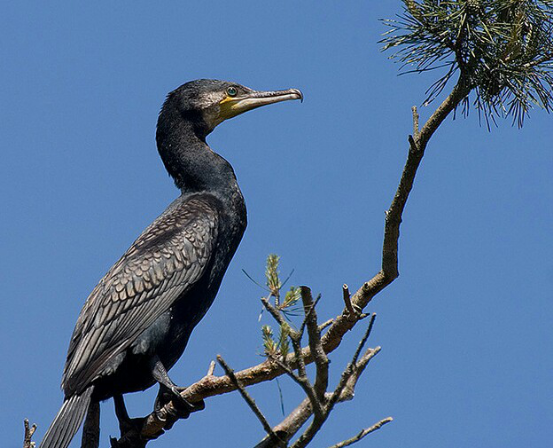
(412, 105, 420, 137)
(261, 297, 288, 327)
(342, 284, 354, 317)
(257, 345, 381, 448)
(23, 419, 37, 448)
(327, 417, 393, 448)
(318, 318, 334, 332)
(206, 360, 216, 376)
(300, 287, 329, 401)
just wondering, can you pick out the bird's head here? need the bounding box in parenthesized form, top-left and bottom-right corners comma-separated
(159, 79, 303, 138)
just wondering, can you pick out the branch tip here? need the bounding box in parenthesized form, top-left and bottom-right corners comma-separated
(342, 284, 356, 318)
(23, 419, 37, 448)
(207, 360, 216, 376)
(412, 105, 420, 136)
(328, 416, 393, 448)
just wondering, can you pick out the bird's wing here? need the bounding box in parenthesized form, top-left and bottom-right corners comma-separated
(62, 194, 220, 395)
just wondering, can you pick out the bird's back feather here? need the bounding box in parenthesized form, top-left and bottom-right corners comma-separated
(62, 194, 220, 396)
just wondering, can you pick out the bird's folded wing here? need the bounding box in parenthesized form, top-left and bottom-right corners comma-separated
(62, 195, 220, 395)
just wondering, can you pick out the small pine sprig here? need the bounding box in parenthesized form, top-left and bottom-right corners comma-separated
(282, 287, 301, 308)
(265, 254, 282, 304)
(259, 255, 301, 356)
(279, 287, 302, 319)
(262, 325, 278, 357)
(262, 323, 291, 358)
(277, 322, 291, 358)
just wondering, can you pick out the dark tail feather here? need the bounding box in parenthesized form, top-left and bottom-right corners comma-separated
(39, 386, 94, 448)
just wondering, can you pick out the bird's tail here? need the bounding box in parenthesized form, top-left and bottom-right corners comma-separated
(39, 385, 94, 448)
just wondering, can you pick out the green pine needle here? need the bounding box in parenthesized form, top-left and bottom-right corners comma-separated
(281, 287, 301, 309)
(261, 323, 292, 358)
(265, 254, 282, 297)
(382, 0, 553, 127)
(262, 325, 277, 357)
(278, 322, 291, 359)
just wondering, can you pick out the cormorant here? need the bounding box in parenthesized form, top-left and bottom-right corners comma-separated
(39, 79, 302, 448)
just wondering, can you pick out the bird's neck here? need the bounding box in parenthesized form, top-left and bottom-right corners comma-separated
(156, 118, 242, 200)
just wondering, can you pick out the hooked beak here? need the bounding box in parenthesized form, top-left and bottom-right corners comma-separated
(220, 88, 303, 120)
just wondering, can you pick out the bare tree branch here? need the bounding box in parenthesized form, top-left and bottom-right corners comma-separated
(320, 76, 471, 357)
(327, 417, 393, 448)
(23, 419, 37, 448)
(412, 105, 420, 137)
(318, 318, 334, 332)
(258, 345, 382, 448)
(300, 287, 329, 401)
(351, 314, 377, 365)
(261, 297, 288, 328)
(206, 360, 216, 376)
(342, 284, 355, 319)
(328, 318, 378, 411)
(268, 354, 322, 420)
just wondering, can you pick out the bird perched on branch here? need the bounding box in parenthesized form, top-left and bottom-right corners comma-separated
(39, 79, 302, 448)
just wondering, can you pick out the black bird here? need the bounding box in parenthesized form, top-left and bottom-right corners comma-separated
(39, 79, 302, 448)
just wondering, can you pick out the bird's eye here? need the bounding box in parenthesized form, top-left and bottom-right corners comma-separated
(227, 87, 238, 97)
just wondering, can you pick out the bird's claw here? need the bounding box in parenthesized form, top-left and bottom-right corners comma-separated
(110, 417, 163, 448)
(154, 386, 205, 429)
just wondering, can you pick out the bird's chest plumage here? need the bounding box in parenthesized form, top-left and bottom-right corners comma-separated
(175, 194, 245, 322)
(144, 192, 247, 369)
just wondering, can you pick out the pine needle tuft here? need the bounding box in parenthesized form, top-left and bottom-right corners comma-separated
(382, 0, 553, 127)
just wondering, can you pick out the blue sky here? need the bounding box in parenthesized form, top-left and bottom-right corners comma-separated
(1, 2, 552, 447)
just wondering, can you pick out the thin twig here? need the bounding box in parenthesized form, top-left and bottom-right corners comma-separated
(300, 287, 329, 401)
(261, 297, 288, 327)
(256, 397, 312, 448)
(328, 346, 381, 411)
(290, 344, 382, 448)
(325, 315, 376, 412)
(523, 51, 553, 68)
(217, 355, 283, 445)
(342, 284, 357, 320)
(23, 419, 37, 448)
(288, 330, 325, 420)
(318, 318, 334, 333)
(351, 314, 376, 365)
(327, 417, 393, 448)
(206, 360, 216, 376)
(258, 345, 381, 448)
(342, 347, 381, 401)
(269, 355, 321, 415)
(412, 105, 420, 137)
(298, 293, 321, 337)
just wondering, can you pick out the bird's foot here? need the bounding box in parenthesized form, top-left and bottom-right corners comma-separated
(112, 395, 164, 447)
(154, 385, 205, 429)
(110, 417, 164, 448)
